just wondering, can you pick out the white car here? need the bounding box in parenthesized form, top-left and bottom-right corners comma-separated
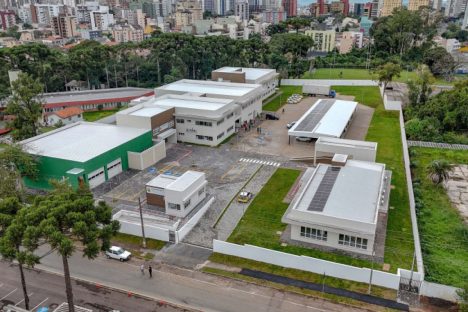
(106, 246, 131, 261)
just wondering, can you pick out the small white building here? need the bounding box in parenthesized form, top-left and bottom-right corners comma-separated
(45, 107, 83, 126)
(211, 67, 279, 99)
(314, 137, 378, 165)
(146, 170, 207, 218)
(282, 159, 391, 257)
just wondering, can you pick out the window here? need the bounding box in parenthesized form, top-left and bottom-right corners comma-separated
(176, 118, 184, 123)
(206, 136, 213, 141)
(184, 199, 191, 208)
(178, 132, 185, 136)
(300, 226, 327, 241)
(198, 187, 205, 196)
(196, 135, 204, 140)
(217, 118, 224, 125)
(168, 203, 181, 210)
(338, 234, 368, 250)
(195, 120, 212, 127)
(227, 126, 234, 132)
(226, 112, 234, 119)
(217, 132, 224, 139)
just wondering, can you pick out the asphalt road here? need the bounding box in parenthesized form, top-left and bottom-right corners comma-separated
(29, 244, 367, 312)
(0, 261, 189, 312)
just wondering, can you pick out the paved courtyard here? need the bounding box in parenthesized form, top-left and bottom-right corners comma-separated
(233, 96, 374, 160)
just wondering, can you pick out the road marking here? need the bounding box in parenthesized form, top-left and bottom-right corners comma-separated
(0, 288, 17, 300)
(239, 158, 282, 168)
(15, 293, 34, 306)
(32, 298, 49, 311)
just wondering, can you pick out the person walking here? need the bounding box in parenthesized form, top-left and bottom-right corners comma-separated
(140, 264, 145, 275)
(148, 265, 153, 278)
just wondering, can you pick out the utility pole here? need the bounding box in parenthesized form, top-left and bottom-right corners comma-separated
(138, 197, 147, 248)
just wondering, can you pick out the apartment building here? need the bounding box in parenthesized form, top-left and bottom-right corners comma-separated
(305, 29, 336, 52)
(53, 15, 78, 38)
(380, 0, 401, 16)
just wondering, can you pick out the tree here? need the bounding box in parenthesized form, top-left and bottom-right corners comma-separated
(6, 73, 44, 141)
(427, 160, 452, 185)
(375, 62, 401, 92)
(0, 144, 38, 199)
(407, 65, 435, 107)
(423, 47, 456, 80)
(0, 199, 41, 310)
(25, 182, 120, 312)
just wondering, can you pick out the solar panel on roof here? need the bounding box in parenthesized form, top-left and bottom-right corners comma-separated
(307, 166, 341, 212)
(294, 100, 334, 132)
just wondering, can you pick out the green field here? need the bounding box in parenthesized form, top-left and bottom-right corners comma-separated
(83, 109, 120, 122)
(262, 86, 301, 112)
(303, 68, 453, 85)
(410, 147, 468, 287)
(333, 86, 414, 271)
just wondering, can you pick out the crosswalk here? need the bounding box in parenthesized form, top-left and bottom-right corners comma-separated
(239, 158, 281, 167)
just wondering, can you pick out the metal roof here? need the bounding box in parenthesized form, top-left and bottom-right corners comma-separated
(166, 171, 205, 192)
(316, 137, 377, 150)
(156, 79, 261, 97)
(21, 122, 149, 163)
(288, 99, 357, 138)
(292, 160, 385, 224)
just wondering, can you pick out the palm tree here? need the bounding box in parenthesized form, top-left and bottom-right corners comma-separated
(427, 160, 453, 185)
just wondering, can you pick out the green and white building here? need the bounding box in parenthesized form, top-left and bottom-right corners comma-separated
(21, 122, 155, 190)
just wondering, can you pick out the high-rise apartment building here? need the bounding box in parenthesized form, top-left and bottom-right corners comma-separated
(0, 9, 16, 30)
(235, 0, 249, 20)
(318, 0, 326, 14)
(282, 0, 297, 16)
(305, 29, 335, 52)
(53, 15, 78, 38)
(380, 0, 401, 16)
(408, 0, 429, 11)
(445, 0, 467, 17)
(175, 0, 202, 29)
(341, 0, 349, 15)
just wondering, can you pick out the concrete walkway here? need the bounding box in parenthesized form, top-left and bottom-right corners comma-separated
(408, 140, 468, 150)
(216, 165, 277, 241)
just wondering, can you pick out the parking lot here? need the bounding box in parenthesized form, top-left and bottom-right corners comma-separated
(233, 94, 374, 159)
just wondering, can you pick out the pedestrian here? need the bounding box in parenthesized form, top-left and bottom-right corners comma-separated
(148, 265, 153, 278)
(282, 108, 285, 113)
(140, 264, 145, 275)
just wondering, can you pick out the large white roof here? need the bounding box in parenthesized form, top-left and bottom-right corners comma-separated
(156, 79, 261, 97)
(154, 95, 233, 111)
(214, 67, 277, 82)
(291, 160, 385, 224)
(288, 99, 357, 138)
(21, 122, 149, 162)
(128, 106, 171, 117)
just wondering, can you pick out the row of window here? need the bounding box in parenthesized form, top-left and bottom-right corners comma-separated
(217, 132, 224, 139)
(195, 120, 212, 127)
(299, 227, 369, 250)
(196, 135, 213, 141)
(217, 118, 224, 125)
(227, 126, 234, 133)
(338, 234, 368, 250)
(300, 226, 327, 241)
(167, 186, 205, 211)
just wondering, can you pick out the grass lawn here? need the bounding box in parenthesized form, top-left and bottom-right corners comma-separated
(303, 68, 454, 85)
(410, 147, 468, 287)
(263, 86, 301, 112)
(111, 232, 166, 251)
(38, 126, 58, 134)
(333, 86, 414, 271)
(203, 261, 396, 309)
(83, 109, 120, 122)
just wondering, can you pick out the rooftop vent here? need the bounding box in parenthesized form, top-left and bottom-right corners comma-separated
(331, 153, 348, 167)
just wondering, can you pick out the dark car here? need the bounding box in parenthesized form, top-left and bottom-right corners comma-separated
(265, 113, 279, 120)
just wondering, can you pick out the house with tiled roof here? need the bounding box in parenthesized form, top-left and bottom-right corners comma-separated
(46, 107, 83, 126)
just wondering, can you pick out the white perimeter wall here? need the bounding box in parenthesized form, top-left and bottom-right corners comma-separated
(213, 240, 400, 289)
(113, 210, 170, 241)
(128, 141, 166, 170)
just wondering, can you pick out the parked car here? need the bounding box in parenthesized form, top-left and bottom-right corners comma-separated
(265, 113, 279, 120)
(237, 191, 254, 203)
(296, 136, 313, 142)
(106, 246, 131, 261)
(286, 121, 297, 129)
